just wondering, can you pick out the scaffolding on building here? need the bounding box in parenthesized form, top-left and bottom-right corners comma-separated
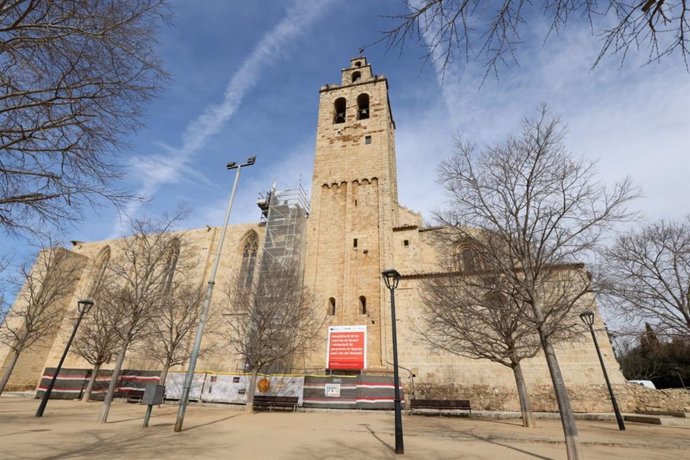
(251, 184, 310, 374)
(256, 184, 310, 271)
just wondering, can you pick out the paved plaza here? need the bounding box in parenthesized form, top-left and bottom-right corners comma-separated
(1, 397, 689, 459)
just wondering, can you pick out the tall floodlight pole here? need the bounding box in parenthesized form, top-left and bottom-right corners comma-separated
(36, 299, 94, 417)
(174, 156, 256, 432)
(580, 311, 626, 431)
(382, 268, 404, 455)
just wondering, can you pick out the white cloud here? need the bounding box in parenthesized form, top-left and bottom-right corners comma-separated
(112, 0, 335, 236)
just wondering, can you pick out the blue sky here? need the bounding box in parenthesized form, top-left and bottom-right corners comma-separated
(1, 0, 689, 303)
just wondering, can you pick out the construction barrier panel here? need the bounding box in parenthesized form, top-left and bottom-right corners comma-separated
(36, 367, 160, 400)
(302, 375, 358, 409)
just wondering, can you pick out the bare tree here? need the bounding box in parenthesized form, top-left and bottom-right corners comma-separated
(0, 0, 169, 235)
(71, 298, 123, 402)
(144, 281, 207, 386)
(223, 260, 322, 414)
(96, 212, 184, 423)
(420, 250, 541, 427)
(435, 106, 638, 459)
(602, 216, 690, 338)
(0, 245, 83, 394)
(384, 1, 689, 79)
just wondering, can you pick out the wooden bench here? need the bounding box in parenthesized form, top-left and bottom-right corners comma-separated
(253, 395, 299, 412)
(410, 399, 471, 416)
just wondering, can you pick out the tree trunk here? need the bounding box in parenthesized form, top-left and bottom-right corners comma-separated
(0, 349, 20, 396)
(511, 361, 535, 428)
(159, 361, 170, 386)
(98, 342, 128, 423)
(245, 369, 259, 414)
(540, 330, 581, 459)
(82, 363, 100, 402)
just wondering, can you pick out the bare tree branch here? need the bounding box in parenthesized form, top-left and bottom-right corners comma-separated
(419, 248, 541, 427)
(0, 243, 83, 394)
(602, 215, 690, 338)
(383, 1, 689, 79)
(0, 0, 170, 235)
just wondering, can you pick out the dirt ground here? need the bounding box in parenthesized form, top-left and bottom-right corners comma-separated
(1, 397, 688, 459)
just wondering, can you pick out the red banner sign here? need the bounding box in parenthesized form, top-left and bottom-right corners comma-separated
(327, 325, 367, 370)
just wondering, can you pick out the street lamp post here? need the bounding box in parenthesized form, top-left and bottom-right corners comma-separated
(174, 156, 255, 432)
(36, 299, 94, 417)
(580, 310, 625, 431)
(382, 268, 404, 455)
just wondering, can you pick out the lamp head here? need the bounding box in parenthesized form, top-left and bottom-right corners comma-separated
(246, 156, 256, 166)
(78, 299, 94, 314)
(579, 310, 595, 326)
(226, 161, 237, 170)
(382, 268, 401, 290)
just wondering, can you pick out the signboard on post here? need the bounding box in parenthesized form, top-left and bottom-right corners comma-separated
(327, 325, 367, 370)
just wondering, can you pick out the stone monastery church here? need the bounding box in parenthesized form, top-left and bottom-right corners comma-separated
(0, 58, 626, 411)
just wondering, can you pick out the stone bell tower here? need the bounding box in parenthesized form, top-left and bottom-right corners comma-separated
(304, 57, 398, 371)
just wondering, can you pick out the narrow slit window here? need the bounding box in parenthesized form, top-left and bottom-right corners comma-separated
(328, 297, 336, 316)
(364, 135, 372, 145)
(353, 238, 358, 248)
(403, 239, 409, 247)
(359, 296, 367, 315)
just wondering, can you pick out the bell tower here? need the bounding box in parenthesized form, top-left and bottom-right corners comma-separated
(304, 57, 398, 370)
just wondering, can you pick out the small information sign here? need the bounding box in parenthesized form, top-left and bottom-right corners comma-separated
(325, 383, 341, 397)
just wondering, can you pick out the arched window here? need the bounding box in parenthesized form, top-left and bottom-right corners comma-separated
(334, 97, 346, 124)
(352, 71, 361, 83)
(456, 245, 482, 273)
(357, 94, 369, 120)
(162, 238, 181, 294)
(328, 297, 336, 316)
(87, 246, 111, 298)
(238, 232, 258, 290)
(359, 296, 367, 315)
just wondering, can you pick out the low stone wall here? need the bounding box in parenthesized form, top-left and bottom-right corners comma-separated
(412, 383, 690, 413)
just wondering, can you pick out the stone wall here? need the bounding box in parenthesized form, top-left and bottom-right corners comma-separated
(413, 382, 690, 413)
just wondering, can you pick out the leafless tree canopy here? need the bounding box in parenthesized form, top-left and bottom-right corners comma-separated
(420, 257, 541, 367)
(603, 216, 690, 338)
(437, 106, 638, 332)
(384, 1, 689, 78)
(224, 260, 321, 374)
(144, 273, 208, 384)
(420, 256, 541, 427)
(0, 0, 169, 234)
(0, 246, 81, 352)
(102, 215, 185, 348)
(72, 295, 122, 369)
(0, 244, 82, 393)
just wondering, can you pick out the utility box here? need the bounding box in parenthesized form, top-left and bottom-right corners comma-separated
(141, 384, 165, 405)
